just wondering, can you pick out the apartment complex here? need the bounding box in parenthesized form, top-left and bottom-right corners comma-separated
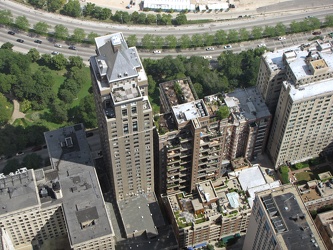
(315, 210, 333, 250)
(165, 179, 251, 249)
(0, 124, 115, 250)
(90, 32, 155, 201)
(156, 78, 271, 195)
(243, 184, 326, 250)
(257, 42, 333, 168)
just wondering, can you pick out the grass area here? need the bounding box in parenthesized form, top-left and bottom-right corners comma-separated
(295, 171, 314, 185)
(71, 67, 92, 107)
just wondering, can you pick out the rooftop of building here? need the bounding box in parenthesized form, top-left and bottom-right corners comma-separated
(172, 99, 209, 125)
(167, 179, 251, 229)
(90, 33, 147, 103)
(297, 178, 333, 204)
(316, 210, 333, 236)
(257, 185, 326, 249)
(224, 87, 271, 124)
(0, 169, 39, 216)
(44, 124, 114, 246)
(118, 193, 165, 238)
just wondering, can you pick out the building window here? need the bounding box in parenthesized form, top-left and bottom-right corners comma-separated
(133, 121, 138, 132)
(122, 109, 127, 116)
(132, 107, 137, 114)
(124, 124, 129, 134)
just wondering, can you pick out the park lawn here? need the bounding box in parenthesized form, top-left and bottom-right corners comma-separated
(71, 67, 92, 107)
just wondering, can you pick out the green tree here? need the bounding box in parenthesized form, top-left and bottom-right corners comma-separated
(160, 14, 172, 25)
(99, 8, 112, 20)
(191, 34, 204, 47)
(251, 27, 263, 40)
(325, 15, 333, 27)
(58, 88, 75, 104)
(70, 95, 97, 128)
(216, 105, 229, 120)
(71, 28, 85, 43)
(0, 93, 11, 126)
(239, 28, 249, 41)
(275, 22, 286, 36)
(68, 56, 84, 69)
(0, 10, 12, 25)
(83, 2, 96, 17)
(126, 34, 137, 47)
(263, 26, 275, 37)
(290, 21, 302, 33)
(131, 11, 140, 24)
(51, 53, 68, 70)
(142, 34, 154, 50)
(137, 13, 147, 24)
(15, 16, 30, 31)
(154, 36, 164, 49)
(215, 30, 227, 45)
(307, 17, 321, 30)
(193, 82, 203, 98)
(27, 48, 40, 62)
(179, 34, 191, 49)
(87, 32, 99, 43)
(175, 13, 187, 25)
(50, 101, 68, 123)
(146, 14, 156, 25)
(227, 29, 239, 43)
(3, 159, 21, 175)
(22, 153, 43, 170)
(47, 0, 65, 12)
(54, 24, 69, 40)
(33, 21, 49, 34)
(165, 35, 177, 49)
(148, 75, 156, 95)
(1, 42, 13, 50)
(28, 0, 47, 9)
(203, 33, 214, 46)
(61, 0, 82, 17)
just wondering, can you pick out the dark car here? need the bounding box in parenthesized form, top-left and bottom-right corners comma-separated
(8, 31, 15, 35)
(312, 31, 321, 35)
(68, 45, 76, 50)
(16, 39, 24, 43)
(86, 132, 94, 138)
(34, 39, 42, 44)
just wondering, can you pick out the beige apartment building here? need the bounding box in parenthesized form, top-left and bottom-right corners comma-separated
(315, 210, 333, 250)
(257, 42, 333, 168)
(243, 184, 326, 250)
(90, 32, 155, 201)
(0, 124, 115, 250)
(165, 179, 251, 249)
(156, 78, 271, 195)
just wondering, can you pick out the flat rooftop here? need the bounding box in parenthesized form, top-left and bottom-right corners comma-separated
(258, 185, 326, 249)
(118, 193, 165, 238)
(172, 99, 209, 125)
(0, 169, 39, 216)
(224, 87, 270, 123)
(44, 124, 113, 246)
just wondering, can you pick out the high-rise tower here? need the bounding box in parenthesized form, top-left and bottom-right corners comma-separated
(90, 33, 155, 201)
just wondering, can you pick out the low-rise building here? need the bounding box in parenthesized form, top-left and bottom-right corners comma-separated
(165, 179, 251, 249)
(315, 210, 333, 250)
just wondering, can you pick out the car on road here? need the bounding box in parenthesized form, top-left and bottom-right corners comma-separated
(68, 45, 77, 50)
(153, 50, 161, 54)
(16, 151, 24, 156)
(206, 47, 214, 51)
(278, 36, 286, 41)
(312, 31, 321, 35)
(16, 39, 24, 43)
(54, 44, 62, 48)
(258, 43, 266, 48)
(224, 45, 232, 49)
(8, 31, 15, 35)
(34, 39, 42, 44)
(203, 55, 212, 59)
(51, 51, 60, 55)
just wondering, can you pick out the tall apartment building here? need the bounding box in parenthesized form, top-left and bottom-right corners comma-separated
(243, 184, 326, 250)
(165, 179, 251, 249)
(314, 210, 333, 250)
(0, 124, 115, 250)
(90, 32, 155, 201)
(156, 79, 271, 195)
(262, 42, 333, 168)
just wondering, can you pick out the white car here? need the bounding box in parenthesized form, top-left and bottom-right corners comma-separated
(224, 45, 232, 49)
(51, 51, 60, 55)
(258, 43, 266, 47)
(203, 55, 212, 59)
(206, 47, 214, 51)
(54, 44, 62, 48)
(278, 37, 286, 41)
(153, 50, 161, 54)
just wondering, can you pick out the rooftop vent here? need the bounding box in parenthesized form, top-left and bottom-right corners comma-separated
(65, 137, 73, 148)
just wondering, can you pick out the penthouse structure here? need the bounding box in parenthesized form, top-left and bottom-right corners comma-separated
(90, 33, 154, 201)
(243, 184, 326, 250)
(156, 78, 271, 195)
(165, 179, 251, 249)
(0, 124, 115, 250)
(262, 42, 333, 168)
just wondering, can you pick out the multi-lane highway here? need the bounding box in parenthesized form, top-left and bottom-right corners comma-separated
(0, 0, 333, 60)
